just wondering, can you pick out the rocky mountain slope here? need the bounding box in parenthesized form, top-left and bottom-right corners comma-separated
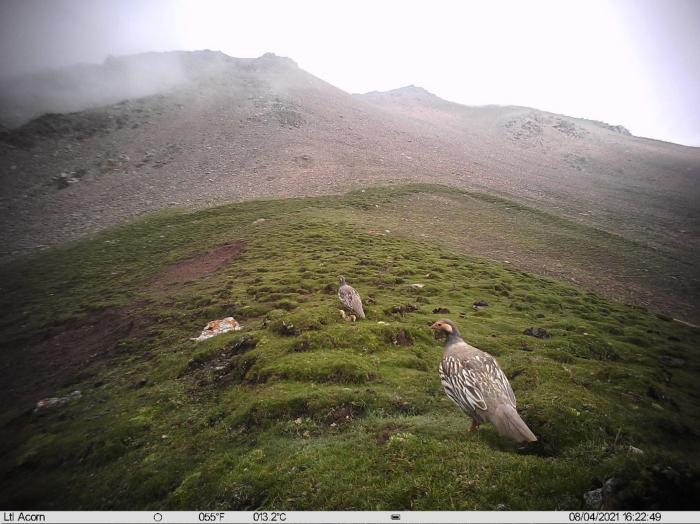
(0, 50, 698, 319)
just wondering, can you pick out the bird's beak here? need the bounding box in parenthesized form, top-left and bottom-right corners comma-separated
(430, 322, 440, 330)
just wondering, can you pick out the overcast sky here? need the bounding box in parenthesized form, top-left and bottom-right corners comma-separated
(1, 0, 698, 146)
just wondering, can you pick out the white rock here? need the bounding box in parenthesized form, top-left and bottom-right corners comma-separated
(35, 390, 81, 412)
(192, 317, 241, 341)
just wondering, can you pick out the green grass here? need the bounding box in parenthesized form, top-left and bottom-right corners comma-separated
(1, 184, 698, 510)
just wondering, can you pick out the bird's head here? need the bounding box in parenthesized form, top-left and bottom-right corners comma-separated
(338, 275, 346, 285)
(430, 319, 460, 338)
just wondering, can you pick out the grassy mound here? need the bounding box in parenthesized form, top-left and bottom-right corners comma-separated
(1, 185, 698, 510)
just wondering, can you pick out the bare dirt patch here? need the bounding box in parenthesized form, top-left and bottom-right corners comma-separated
(150, 242, 244, 288)
(0, 304, 147, 421)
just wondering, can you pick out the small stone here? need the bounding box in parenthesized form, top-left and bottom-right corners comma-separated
(410, 283, 424, 289)
(253, 218, 266, 225)
(524, 327, 550, 339)
(583, 488, 603, 510)
(658, 355, 685, 368)
(628, 445, 644, 455)
(294, 417, 303, 425)
(393, 330, 412, 346)
(303, 430, 310, 438)
(34, 390, 82, 412)
(657, 465, 680, 483)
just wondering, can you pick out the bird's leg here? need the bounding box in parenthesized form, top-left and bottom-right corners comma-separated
(469, 419, 481, 433)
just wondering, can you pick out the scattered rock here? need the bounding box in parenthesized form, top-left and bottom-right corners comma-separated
(647, 386, 666, 401)
(192, 317, 241, 341)
(473, 300, 489, 307)
(601, 477, 624, 508)
(524, 327, 550, 339)
(252, 218, 266, 225)
(654, 465, 681, 483)
(275, 319, 297, 336)
(325, 405, 361, 425)
(658, 355, 685, 368)
(432, 307, 450, 314)
(392, 330, 413, 346)
(34, 390, 82, 412)
(583, 467, 697, 510)
(583, 488, 603, 510)
(390, 303, 419, 315)
(591, 120, 632, 135)
(53, 170, 83, 189)
(628, 445, 644, 455)
(410, 283, 424, 289)
(131, 378, 148, 389)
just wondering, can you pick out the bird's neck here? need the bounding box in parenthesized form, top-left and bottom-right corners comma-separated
(445, 330, 463, 347)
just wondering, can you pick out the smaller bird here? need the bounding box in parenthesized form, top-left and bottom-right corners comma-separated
(338, 309, 356, 322)
(431, 319, 537, 443)
(338, 275, 366, 319)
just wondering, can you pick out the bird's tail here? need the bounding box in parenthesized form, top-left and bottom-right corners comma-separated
(490, 404, 537, 443)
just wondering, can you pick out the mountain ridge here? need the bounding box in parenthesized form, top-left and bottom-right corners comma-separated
(0, 50, 698, 321)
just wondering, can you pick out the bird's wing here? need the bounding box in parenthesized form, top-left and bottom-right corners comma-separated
(491, 359, 517, 408)
(469, 352, 516, 408)
(439, 356, 488, 413)
(440, 351, 517, 413)
(339, 285, 364, 316)
(338, 285, 353, 308)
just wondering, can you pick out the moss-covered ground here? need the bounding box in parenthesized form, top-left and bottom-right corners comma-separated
(0, 184, 698, 509)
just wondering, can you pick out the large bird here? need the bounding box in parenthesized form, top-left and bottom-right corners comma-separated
(431, 319, 537, 443)
(338, 275, 366, 319)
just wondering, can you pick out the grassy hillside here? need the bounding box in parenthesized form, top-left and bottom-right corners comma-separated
(1, 185, 698, 510)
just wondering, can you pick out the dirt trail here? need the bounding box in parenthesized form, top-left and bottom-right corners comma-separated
(149, 242, 245, 288)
